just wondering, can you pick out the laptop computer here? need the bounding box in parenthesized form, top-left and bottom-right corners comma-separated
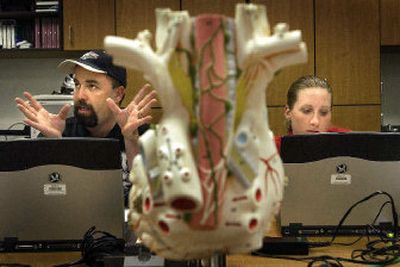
(0, 138, 125, 251)
(280, 132, 400, 236)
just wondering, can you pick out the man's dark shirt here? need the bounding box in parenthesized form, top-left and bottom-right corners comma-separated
(63, 117, 127, 150)
(62, 117, 148, 206)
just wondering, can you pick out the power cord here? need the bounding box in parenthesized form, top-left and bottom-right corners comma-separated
(303, 191, 398, 249)
(54, 226, 125, 267)
(330, 191, 398, 242)
(0, 122, 28, 141)
(253, 191, 400, 266)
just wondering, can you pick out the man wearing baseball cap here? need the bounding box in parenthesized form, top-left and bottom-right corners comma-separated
(16, 50, 157, 204)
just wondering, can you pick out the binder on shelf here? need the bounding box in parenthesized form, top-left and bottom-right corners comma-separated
(6, 24, 10, 48)
(51, 17, 56, 48)
(10, 23, 15, 48)
(0, 20, 16, 49)
(0, 1, 61, 50)
(0, 22, 3, 49)
(34, 17, 41, 48)
(55, 17, 59, 48)
(47, 17, 52, 48)
(41, 17, 47, 48)
(0, 32, 2, 49)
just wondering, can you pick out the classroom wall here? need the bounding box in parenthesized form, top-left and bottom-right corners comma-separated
(0, 58, 66, 130)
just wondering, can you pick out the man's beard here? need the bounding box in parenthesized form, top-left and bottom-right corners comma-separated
(74, 100, 98, 128)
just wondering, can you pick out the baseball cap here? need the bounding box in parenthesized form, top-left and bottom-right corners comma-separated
(58, 50, 127, 87)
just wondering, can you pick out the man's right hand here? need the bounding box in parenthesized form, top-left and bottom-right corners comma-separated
(15, 92, 71, 138)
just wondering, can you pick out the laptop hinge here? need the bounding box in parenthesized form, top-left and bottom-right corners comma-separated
(281, 223, 303, 236)
(2, 237, 18, 252)
(288, 223, 303, 230)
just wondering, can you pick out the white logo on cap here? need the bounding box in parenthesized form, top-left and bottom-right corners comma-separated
(81, 51, 99, 60)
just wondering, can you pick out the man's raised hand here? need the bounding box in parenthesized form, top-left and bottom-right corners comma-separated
(15, 91, 71, 138)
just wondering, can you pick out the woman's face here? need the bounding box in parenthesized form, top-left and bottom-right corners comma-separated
(285, 87, 332, 135)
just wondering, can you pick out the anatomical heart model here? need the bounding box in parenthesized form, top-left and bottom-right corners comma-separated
(105, 3, 307, 260)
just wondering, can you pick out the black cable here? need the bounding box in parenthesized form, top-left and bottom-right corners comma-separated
(330, 191, 398, 242)
(319, 200, 392, 248)
(7, 122, 26, 130)
(306, 256, 343, 267)
(352, 238, 400, 264)
(1, 122, 28, 141)
(307, 191, 398, 249)
(53, 226, 125, 267)
(254, 191, 400, 266)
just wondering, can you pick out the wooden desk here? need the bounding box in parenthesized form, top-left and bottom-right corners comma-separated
(225, 218, 381, 267)
(0, 237, 380, 267)
(228, 236, 371, 267)
(0, 219, 392, 267)
(0, 251, 81, 266)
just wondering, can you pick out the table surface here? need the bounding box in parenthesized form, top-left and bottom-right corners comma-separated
(1, 219, 397, 267)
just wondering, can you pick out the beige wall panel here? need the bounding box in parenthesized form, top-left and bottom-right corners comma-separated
(148, 106, 288, 137)
(315, 0, 380, 105)
(252, 0, 315, 106)
(150, 107, 163, 124)
(181, 0, 245, 17)
(268, 106, 287, 136)
(332, 105, 381, 132)
(116, 0, 180, 107)
(381, 0, 400, 45)
(116, 0, 180, 39)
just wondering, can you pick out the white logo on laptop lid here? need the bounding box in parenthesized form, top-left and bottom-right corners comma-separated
(336, 163, 347, 174)
(44, 171, 67, 195)
(49, 172, 61, 183)
(331, 163, 351, 185)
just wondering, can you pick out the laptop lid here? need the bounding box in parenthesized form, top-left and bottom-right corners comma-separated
(0, 138, 125, 251)
(280, 132, 400, 236)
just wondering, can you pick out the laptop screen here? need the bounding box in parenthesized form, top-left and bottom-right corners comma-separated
(0, 138, 125, 251)
(0, 137, 122, 171)
(279, 132, 400, 236)
(281, 132, 400, 163)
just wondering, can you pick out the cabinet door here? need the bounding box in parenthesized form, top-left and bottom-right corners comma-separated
(332, 105, 381, 131)
(268, 106, 287, 136)
(251, 0, 314, 107)
(116, 0, 180, 107)
(63, 0, 115, 50)
(381, 0, 400, 45)
(181, 0, 243, 17)
(315, 0, 380, 105)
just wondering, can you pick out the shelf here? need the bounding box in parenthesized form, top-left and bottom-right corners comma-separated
(0, 49, 86, 58)
(0, 11, 35, 19)
(381, 45, 400, 54)
(0, 12, 58, 20)
(0, 1, 62, 49)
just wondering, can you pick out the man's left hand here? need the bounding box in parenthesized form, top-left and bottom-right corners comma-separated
(106, 84, 157, 141)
